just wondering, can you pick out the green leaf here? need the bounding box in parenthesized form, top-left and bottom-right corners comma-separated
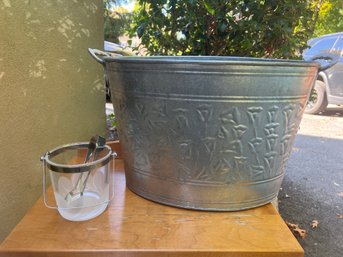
(202, 0, 215, 15)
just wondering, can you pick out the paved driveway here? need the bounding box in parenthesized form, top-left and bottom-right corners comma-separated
(279, 105, 343, 257)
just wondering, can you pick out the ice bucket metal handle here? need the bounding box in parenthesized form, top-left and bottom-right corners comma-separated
(40, 153, 57, 209)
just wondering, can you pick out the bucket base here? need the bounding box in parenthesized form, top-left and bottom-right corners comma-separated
(55, 191, 108, 221)
(125, 167, 284, 211)
(127, 183, 278, 211)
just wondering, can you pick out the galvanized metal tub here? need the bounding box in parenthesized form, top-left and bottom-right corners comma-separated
(89, 50, 334, 210)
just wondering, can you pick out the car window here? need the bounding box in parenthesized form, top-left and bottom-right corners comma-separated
(306, 37, 338, 56)
(331, 37, 343, 57)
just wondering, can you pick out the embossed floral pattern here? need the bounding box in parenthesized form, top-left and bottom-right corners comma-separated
(112, 95, 305, 185)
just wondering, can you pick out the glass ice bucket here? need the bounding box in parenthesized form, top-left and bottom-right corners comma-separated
(40, 142, 116, 221)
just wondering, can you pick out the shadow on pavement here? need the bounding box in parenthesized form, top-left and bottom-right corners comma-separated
(316, 105, 343, 118)
(279, 134, 343, 257)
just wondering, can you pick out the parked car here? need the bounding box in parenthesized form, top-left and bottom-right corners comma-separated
(303, 32, 343, 114)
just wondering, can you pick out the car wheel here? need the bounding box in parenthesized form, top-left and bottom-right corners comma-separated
(305, 80, 328, 114)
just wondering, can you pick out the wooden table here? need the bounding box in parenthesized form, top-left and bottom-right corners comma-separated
(0, 142, 303, 257)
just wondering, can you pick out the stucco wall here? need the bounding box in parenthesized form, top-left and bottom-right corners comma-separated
(0, 0, 105, 242)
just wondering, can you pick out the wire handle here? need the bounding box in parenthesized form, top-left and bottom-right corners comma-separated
(108, 152, 118, 202)
(41, 153, 58, 209)
(40, 150, 118, 210)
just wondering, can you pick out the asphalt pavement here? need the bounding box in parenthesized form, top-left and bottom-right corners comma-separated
(279, 105, 343, 257)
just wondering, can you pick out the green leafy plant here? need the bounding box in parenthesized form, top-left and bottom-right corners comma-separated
(129, 0, 315, 58)
(107, 113, 117, 129)
(310, 0, 343, 37)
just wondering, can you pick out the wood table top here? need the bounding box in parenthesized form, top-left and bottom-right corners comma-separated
(0, 146, 303, 257)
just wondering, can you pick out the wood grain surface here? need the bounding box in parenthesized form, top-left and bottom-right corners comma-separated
(0, 141, 303, 257)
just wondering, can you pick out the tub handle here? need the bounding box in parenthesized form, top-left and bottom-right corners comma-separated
(310, 53, 339, 71)
(88, 48, 111, 66)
